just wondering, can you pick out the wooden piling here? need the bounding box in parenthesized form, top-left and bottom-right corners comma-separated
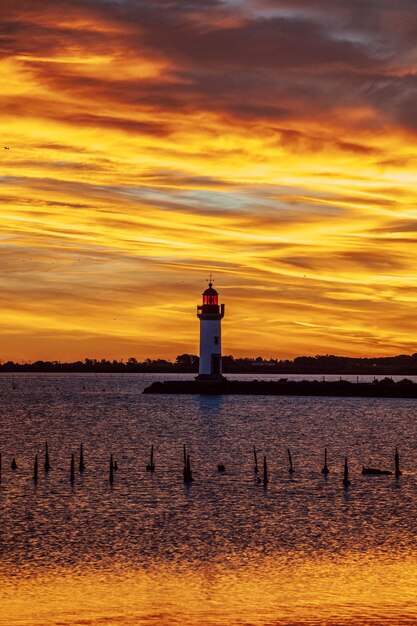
(253, 445, 258, 474)
(70, 453, 75, 482)
(183, 453, 193, 483)
(188, 454, 193, 482)
(33, 454, 38, 481)
(288, 448, 294, 474)
(0, 451, 1, 481)
(44, 441, 51, 472)
(263, 455, 268, 485)
(343, 456, 350, 487)
(79, 443, 85, 472)
(109, 454, 114, 483)
(146, 445, 155, 472)
(395, 447, 402, 477)
(322, 448, 329, 474)
(11, 458, 17, 470)
(183, 444, 187, 468)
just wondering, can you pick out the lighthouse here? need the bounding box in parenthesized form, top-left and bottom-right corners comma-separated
(196, 280, 225, 380)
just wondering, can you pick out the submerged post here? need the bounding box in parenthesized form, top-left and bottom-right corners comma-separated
(183, 454, 193, 483)
(44, 441, 51, 472)
(395, 447, 402, 477)
(146, 445, 155, 472)
(109, 454, 114, 483)
(322, 448, 329, 475)
(79, 443, 85, 472)
(70, 453, 75, 482)
(11, 458, 17, 470)
(263, 455, 268, 485)
(343, 457, 350, 488)
(253, 445, 258, 474)
(33, 454, 38, 482)
(288, 448, 294, 474)
(0, 451, 1, 481)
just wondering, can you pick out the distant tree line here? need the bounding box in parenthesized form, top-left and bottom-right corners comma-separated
(2, 353, 417, 374)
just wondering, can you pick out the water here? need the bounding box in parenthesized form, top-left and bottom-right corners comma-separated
(1, 373, 417, 625)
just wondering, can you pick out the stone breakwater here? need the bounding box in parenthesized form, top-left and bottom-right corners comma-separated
(143, 378, 417, 398)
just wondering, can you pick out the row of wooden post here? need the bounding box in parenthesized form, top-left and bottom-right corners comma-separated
(0, 443, 130, 484)
(0, 444, 403, 487)
(254, 446, 402, 488)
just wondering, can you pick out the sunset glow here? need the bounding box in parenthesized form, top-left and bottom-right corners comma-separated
(2, 0, 417, 361)
(4, 552, 417, 626)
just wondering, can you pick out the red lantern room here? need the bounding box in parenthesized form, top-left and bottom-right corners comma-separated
(203, 283, 218, 306)
(197, 281, 225, 319)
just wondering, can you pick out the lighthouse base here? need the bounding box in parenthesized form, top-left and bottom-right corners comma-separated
(195, 373, 227, 382)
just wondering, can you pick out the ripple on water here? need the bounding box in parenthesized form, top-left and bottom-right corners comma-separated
(1, 373, 417, 625)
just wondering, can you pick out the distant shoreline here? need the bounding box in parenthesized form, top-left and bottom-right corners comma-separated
(2, 352, 417, 375)
(2, 367, 417, 377)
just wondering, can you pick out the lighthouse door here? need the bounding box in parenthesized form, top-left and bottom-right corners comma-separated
(211, 354, 221, 376)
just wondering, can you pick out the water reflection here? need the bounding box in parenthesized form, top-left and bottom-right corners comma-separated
(1, 373, 417, 625)
(2, 555, 417, 625)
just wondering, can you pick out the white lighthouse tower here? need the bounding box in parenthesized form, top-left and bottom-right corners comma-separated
(196, 280, 225, 380)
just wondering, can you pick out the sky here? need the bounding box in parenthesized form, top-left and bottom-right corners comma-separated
(1, 0, 417, 362)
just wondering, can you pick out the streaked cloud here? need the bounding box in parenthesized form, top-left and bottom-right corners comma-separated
(1, 0, 417, 360)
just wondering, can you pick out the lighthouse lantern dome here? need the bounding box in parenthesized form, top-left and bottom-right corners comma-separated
(202, 282, 218, 305)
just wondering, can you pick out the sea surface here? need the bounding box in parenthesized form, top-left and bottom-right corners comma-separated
(1, 373, 417, 625)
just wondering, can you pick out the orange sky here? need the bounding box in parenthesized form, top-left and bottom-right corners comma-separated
(1, 0, 417, 361)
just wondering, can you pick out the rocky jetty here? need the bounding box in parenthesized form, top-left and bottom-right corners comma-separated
(143, 377, 417, 398)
